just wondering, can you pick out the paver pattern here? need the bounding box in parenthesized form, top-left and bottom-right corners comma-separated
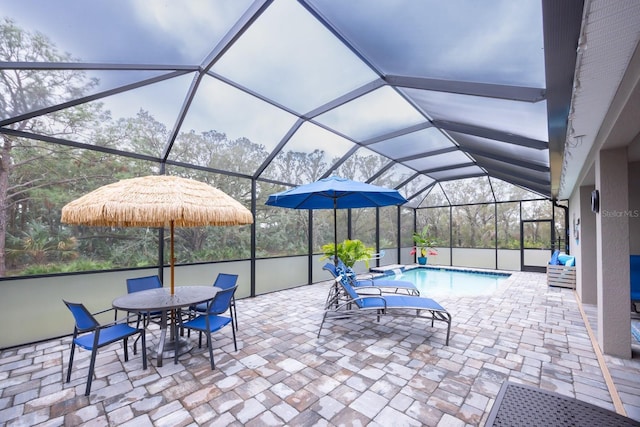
(1, 271, 639, 426)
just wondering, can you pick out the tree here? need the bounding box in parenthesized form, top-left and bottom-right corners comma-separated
(497, 202, 520, 249)
(0, 19, 100, 276)
(6, 220, 77, 266)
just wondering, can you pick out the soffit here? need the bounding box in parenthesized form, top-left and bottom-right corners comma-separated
(559, 0, 640, 197)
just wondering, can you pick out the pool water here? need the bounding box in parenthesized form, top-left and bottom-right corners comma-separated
(380, 267, 509, 297)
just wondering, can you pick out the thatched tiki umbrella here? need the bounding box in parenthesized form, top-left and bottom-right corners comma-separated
(61, 175, 253, 294)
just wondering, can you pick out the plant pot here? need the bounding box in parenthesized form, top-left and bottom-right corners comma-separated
(417, 256, 427, 265)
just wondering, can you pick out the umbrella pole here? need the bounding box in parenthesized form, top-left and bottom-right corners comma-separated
(170, 220, 175, 295)
(334, 199, 338, 266)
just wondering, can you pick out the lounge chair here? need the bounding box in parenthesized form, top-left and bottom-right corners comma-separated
(318, 274, 451, 345)
(324, 261, 420, 296)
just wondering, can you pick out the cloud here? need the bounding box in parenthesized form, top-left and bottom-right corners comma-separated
(315, 86, 427, 141)
(130, 0, 253, 64)
(309, 0, 544, 86)
(181, 76, 298, 149)
(211, 0, 377, 114)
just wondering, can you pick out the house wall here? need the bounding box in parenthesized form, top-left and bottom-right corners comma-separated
(570, 185, 598, 305)
(629, 161, 640, 255)
(596, 148, 631, 358)
(568, 156, 638, 359)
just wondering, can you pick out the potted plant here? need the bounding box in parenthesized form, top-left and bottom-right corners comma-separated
(321, 239, 375, 268)
(411, 225, 438, 265)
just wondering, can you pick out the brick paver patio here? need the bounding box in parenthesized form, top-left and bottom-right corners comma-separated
(1, 270, 639, 426)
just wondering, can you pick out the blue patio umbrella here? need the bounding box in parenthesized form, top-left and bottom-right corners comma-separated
(265, 176, 407, 264)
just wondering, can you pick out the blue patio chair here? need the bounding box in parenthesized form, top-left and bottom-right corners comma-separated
(192, 273, 239, 330)
(177, 285, 238, 369)
(63, 300, 147, 396)
(631, 255, 640, 312)
(127, 275, 163, 297)
(325, 261, 420, 296)
(126, 275, 163, 351)
(318, 274, 451, 345)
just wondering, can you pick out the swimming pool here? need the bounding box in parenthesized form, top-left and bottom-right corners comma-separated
(379, 267, 510, 297)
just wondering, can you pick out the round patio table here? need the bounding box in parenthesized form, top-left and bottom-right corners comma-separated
(113, 286, 219, 367)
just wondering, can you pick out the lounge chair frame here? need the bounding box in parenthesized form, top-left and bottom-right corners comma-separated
(318, 276, 451, 345)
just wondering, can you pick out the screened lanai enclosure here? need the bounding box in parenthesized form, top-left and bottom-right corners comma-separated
(0, 0, 580, 288)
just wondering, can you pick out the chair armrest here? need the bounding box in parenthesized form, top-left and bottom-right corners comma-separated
(342, 291, 387, 305)
(92, 307, 116, 316)
(335, 294, 387, 310)
(354, 286, 383, 295)
(349, 270, 374, 280)
(356, 277, 376, 285)
(92, 307, 135, 326)
(175, 307, 196, 324)
(98, 313, 141, 328)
